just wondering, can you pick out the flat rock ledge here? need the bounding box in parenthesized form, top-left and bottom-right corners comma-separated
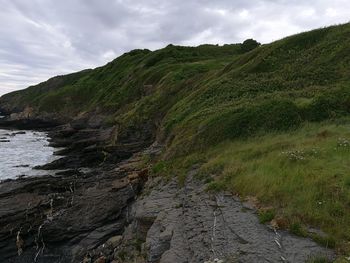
(104, 175, 335, 263)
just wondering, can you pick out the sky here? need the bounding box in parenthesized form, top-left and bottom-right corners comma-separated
(0, 0, 349, 96)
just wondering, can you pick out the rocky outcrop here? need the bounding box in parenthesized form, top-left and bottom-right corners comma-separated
(0, 107, 111, 130)
(98, 174, 335, 263)
(0, 168, 138, 262)
(0, 116, 156, 263)
(0, 108, 61, 129)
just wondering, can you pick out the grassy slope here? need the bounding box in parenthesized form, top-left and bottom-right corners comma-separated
(2, 23, 350, 256)
(204, 121, 350, 246)
(163, 24, 350, 154)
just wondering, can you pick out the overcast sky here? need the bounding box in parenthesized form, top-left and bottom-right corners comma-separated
(0, 0, 349, 96)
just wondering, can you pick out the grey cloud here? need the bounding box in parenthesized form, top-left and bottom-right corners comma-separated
(0, 0, 349, 96)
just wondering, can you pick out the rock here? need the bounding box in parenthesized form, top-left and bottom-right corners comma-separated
(147, 225, 173, 262)
(111, 177, 130, 190)
(0, 123, 153, 263)
(15, 231, 24, 256)
(204, 259, 224, 263)
(93, 255, 106, 263)
(106, 235, 122, 248)
(128, 172, 139, 180)
(117, 175, 335, 263)
(70, 118, 88, 130)
(14, 164, 30, 168)
(82, 255, 92, 263)
(87, 114, 105, 129)
(11, 131, 26, 135)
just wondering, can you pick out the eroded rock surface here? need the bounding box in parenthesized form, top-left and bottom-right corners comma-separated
(112, 175, 335, 263)
(0, 120, 154, 263)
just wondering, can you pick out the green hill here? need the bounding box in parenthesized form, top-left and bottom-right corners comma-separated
(1, 23, 350, 255)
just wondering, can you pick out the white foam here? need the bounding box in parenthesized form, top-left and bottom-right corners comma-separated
(0, 129, 60, 180)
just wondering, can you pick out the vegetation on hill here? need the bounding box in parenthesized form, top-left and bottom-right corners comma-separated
(1, 23, 350, 257)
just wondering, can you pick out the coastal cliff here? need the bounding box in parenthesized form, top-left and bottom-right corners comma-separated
(1, 23, 350, 262)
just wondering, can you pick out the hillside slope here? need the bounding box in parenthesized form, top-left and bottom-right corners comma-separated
(1, 23, 350, 256)
(1, 24, 349, 151)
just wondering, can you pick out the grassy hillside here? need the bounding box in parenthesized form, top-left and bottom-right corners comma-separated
(2, 23, 350, 256)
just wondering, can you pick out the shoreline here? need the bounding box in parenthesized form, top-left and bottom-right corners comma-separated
(0, 117, 151, 262)
(0, 128, 60, 182)
(0, 117, 336, 263)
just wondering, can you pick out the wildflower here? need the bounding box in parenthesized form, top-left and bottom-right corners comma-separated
(281, 150, 306, 161)
(337, 138, 350, 148)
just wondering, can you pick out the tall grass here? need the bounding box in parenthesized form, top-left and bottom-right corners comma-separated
(200, 120, 350, 248)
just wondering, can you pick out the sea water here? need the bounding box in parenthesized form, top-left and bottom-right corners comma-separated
(0, 129, 58, 180)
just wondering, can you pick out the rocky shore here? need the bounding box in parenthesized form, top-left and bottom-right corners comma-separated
(0, 113, 336, 263)
(0, 112, 155, 263)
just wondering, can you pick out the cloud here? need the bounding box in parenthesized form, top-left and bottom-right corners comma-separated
(0, 0, 349, 96)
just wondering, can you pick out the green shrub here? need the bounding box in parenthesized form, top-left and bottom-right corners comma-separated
(306, 256, 332, 263)
(258, 209, 275, 224)
(202, 99, 302, 145)
(241, 39, 261, 53)
(311, 234, 336, 249)
(289, 222, 307, 237)
(206, 180, 227, 192)
(151, 160, 169, 175)
(304, 88, 350, 121)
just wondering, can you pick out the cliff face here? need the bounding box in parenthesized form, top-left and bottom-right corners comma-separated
(1, 23, 350, 262)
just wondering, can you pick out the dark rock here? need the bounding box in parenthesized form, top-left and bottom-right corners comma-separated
(10, 131, 26, 136)
(0, 117, 153, 263)
(0, 154, 147, 262)
(14, 165, 30, 168)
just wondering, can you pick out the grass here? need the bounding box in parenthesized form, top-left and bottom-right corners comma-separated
(306, 257, 333, 263)
(196, 120, 350, 249)
(258, 209, 276, 224)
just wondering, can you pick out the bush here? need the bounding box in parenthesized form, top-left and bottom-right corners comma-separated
(304, 88, 350, 121)
(151, 161, 168, 175)
(289, 222, 307, 237)
(258, 209, 275, 223)
(206, 180, 226, 192)
(241, 39, 261, 53)
(202, 99, 302, 145)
